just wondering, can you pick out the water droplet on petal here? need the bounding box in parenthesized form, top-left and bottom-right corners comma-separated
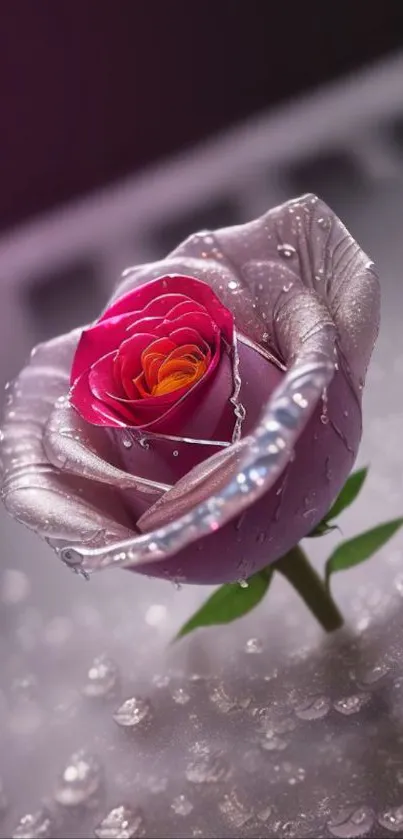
(282, 282, 293, 292)
(333, 694, 371, 716)
(94, 805, 145, 838)
(113, 697, 152, 729)
(245, 638, 263, 654)
(171, 795, 194, 817)
(317, 216, 331, 229)
(82, 655, 119, 698)
(172, 450, 179, 457)
(277, 243, 296, 259)
(327, 805, 374, 838)
(295, 695, 330, 720)
(228, 281, 238, 290)
(378, 805, 403, 832)
(55, 750, 102, 806)
(122, 438, 132, 449)
(238, 579, 249, 589)
(12, 807, 55, 839)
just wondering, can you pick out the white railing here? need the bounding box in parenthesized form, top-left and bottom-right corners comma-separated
(0, 51, 402, 384)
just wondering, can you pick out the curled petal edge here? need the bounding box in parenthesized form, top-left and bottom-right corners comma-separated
(60, 351, 334, 573)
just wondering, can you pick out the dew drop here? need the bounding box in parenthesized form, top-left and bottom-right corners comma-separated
(228, 281, 238, 290)
(327, 805, 374, 838)
(171, 795, 194, 817)
(12, 807, 55, 839)
(282, 281, 293, 292)
(295, 695, 331, 720)
(55, 750, 102, 806)
(171, 687, 190, 705)
(378, 806, 403, 832)
(94, 805, 145, 838)
(186, 751, 230, 784)
(333, 693, 371, 716)
(172, 450, 179, 457)
(292, 392, 308, 408)
(244, 637, 263, 654)
(113, 697, 152, 729)
(145, 604, 167, 626)
(238, 579, 249, 589)
(277, 243, 296, 259)
(82, 654, 119, 699)
(122, 438, 132, 449)
(317, 216, 331, 229)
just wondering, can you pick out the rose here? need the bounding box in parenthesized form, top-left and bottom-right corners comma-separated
(69, 274, 283, 506)
(0, 194, 380, 585)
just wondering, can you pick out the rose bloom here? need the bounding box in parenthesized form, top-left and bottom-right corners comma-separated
(0, 195, 379, 584)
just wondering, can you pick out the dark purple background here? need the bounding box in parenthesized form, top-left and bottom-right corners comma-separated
(1, 2, 402, 232)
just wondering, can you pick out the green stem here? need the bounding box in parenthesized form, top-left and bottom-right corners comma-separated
(275, 545, 344, 633)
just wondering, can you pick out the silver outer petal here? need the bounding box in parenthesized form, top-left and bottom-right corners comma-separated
(0, 194, 380, 573)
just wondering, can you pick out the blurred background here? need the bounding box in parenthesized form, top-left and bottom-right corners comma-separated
(2, 6, 403, 838)
(1, 2, 403, 389)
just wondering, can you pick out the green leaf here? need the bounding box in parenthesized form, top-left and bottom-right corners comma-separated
(174, 569, 273, 641)
(325, 517, 403, 587)
(326, 467, 368, 522)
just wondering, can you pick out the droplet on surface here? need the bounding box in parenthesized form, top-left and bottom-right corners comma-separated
(244, 638, 263, 654)
(55, 750, 102, 806)
(333, 694, 371, 716)
(12, 807, 55, 839)
(145, 604, 167, 626)
(171, 687, 190, 705)
(378, 806, 403, 832)
(113, 697, 152, 729)
(238, 579, 249, 588)
(327, 806, 374, 838)
(317, 215, 331, 229)
(295, 695, 331, 720)
(82, 655, 119, 698)
(277, 243, 296, 259)
(122, 438, 132, 449)
(186, 751, 230, 784)
(259, 730, 288, 752)
(171, 795, 194, 817)
(94, 805, 145, 838)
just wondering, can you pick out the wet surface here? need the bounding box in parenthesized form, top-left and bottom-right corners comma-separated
(1, 182, 403, 837)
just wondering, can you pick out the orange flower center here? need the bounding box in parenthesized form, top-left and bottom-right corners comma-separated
(134, 342, 208, 398)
